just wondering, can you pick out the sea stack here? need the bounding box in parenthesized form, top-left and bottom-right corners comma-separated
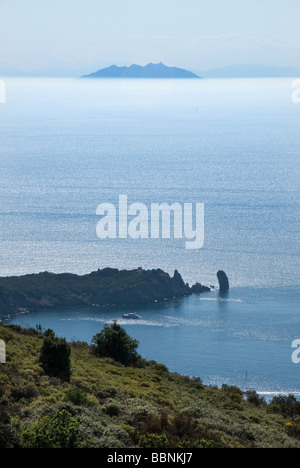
(217, 270, 229, 293)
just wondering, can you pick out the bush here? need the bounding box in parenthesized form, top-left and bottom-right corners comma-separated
(92, 321, 141, 366)
(104, 404, 121, 417)
(285, 419, 300, 439)
(172, 415, 195, 438)
(21, 410, 80, 448)
(222, 385, 243, 397)
(229, 392, 243, 404)
(176, 439, 213, 449)
(148, 362, 169, 373)
(0, 398, 19, 448)
(11, 383, 39, 402)
(268, 404, 281, 414)
(139, 433, 168, 448)
(94, 386, 118, 402)
(39, 330, 71, 382)
(65, 387, 88, 406)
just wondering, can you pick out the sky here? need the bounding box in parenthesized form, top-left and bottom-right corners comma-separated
(0, 0, 299, 77)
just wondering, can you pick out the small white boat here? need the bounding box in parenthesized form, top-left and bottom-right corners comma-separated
(122, 313, 141, 320)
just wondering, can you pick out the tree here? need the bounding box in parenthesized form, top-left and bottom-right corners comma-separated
(270, 394, 297, 417)
(247, 390, 266, 407)
(39, 330, 71, 382)
(92, 321, 141, 366)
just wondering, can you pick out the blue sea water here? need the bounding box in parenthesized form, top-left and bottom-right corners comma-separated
(0, 77, 299, 396)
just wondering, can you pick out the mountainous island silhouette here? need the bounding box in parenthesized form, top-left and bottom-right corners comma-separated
(81, 62, 201, 79)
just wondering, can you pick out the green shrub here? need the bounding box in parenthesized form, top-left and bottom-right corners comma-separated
(285, 420, 300, 439)
(21, 409, 80, 448)
(104, 403, 121, 417)
(172, 415, 195, 438)
(0, 398, 19, 448)
(150, 362, 169, 373)
(11, 383, 39, 402)
(176, 439, 213, 448)
(268, 404, 281, 414)
(65, 387, 88, 406)
(222, 385, 243, 396)
(94, 386, 118, 402)
(139, 433, 168, 448)
(230, 392, 243, 404)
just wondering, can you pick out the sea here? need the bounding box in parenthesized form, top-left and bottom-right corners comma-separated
(0, 77, 299, 399)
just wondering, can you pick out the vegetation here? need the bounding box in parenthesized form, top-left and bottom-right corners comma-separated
(0, 268, 207, 313)
(139, 433, 168, 448)
(0, 397, 19, 448)
(246, 390, 267, 408)
(0, 322, 300, 448)
(21, 410, 80, 448)
(39, 330, 71, 382)
(92, 321, 142, 366)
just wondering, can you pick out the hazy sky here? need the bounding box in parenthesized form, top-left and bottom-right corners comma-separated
(0, 0, 299, 76)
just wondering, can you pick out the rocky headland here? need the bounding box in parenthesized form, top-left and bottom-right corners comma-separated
(0, 268, 210, 314)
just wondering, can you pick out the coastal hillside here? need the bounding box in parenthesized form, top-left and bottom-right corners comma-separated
(81, 62, 200, 79)
(0, 323, 299, 448)
(0, 268, 209, 314)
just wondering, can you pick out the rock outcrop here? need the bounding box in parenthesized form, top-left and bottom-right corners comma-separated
(217, 270, 230, 293)
(190, 282, 211, 295)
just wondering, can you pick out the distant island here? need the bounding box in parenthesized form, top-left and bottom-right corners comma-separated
(0, 268, 210, 314)
(81, 62, 200, 79)
(81, 63, 299, 80)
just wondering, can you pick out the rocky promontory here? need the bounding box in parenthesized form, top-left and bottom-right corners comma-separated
(0, 268, 210, 314)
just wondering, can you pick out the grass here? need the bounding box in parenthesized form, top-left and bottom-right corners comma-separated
(1, 323, 300, 448)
